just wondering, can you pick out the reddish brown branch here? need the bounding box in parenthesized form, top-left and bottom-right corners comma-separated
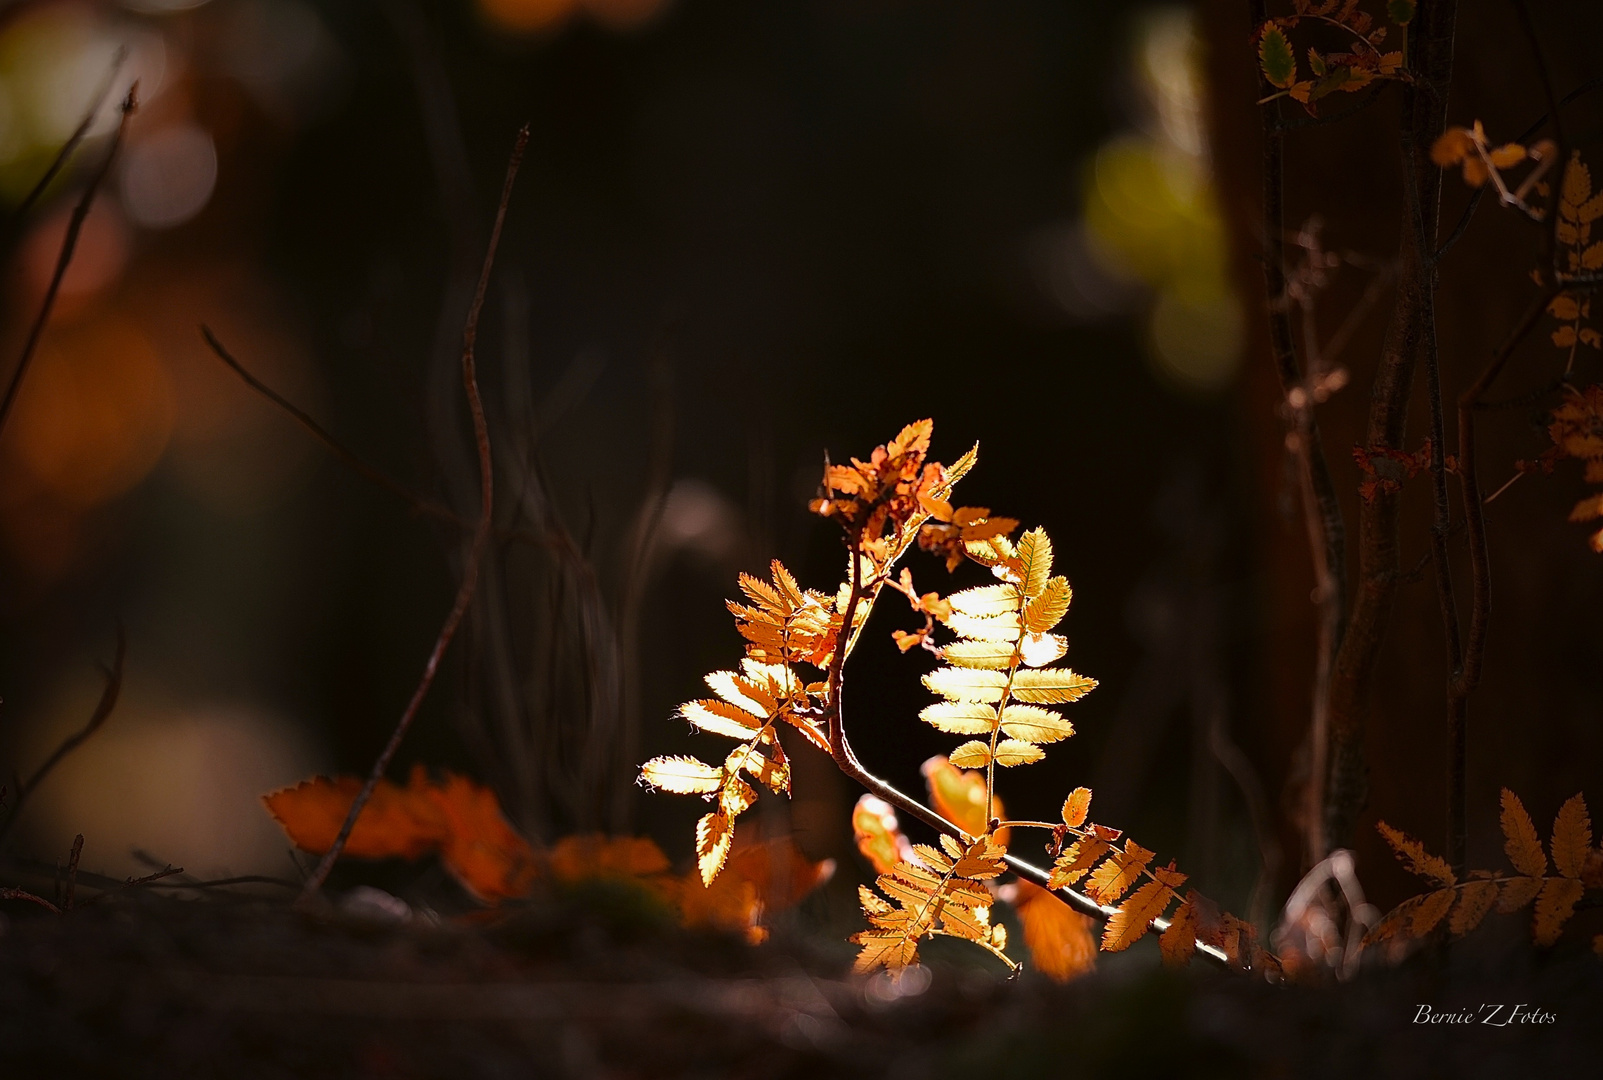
(0, 84, 137, 442)
(0, 625, 125, 846)
(299, 124, 528, 902)
(1323, 0, 1458, 851)
(0, 887, 61, 915)
(63, 834, 84, 911)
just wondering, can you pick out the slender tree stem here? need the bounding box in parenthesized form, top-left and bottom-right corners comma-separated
(300, 125, 528, 902)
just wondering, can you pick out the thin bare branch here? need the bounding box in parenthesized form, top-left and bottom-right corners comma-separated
(299, 124, 529, 902)
(11, 48, 127, 224)
(0, 887, 61, 915)
(0, 625, 125, 846)
(0, 84, 137, 443)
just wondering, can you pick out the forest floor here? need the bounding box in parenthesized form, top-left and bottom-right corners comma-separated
(2, 875, 1601, 1079)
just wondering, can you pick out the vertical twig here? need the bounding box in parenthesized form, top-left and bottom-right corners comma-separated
(0, 85, 138, 443)
(0, 626, 126, 846)
(299, 124, 528, 902)
(63, 835, 84, 912)
(1252, 0, 1349, 865)
(1323, 0, 1458, 851)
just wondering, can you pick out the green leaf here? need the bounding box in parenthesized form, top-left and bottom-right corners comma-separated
(1387, 0, 1416, 25)
(1258, 24, 1297, 90)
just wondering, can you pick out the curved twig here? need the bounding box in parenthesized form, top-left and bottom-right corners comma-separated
(299, 124, 528, 902)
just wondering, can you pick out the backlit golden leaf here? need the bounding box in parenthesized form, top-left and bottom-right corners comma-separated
(853, 795, 914, 875)
(1501, 788, 1548, 877)
(1410, 889, 1456, 937)
(1023, 578, 1072, 634)
(999, 705, 1073, 745)
(1049, 832, 1114, 889)
(939, 898, 991, 941)
(944, 612, 1021, 642)
(948, 584, 1021, 618)
(1018, 632, 1067, 668)
(1376, 821, 1457, 888)
(1009, 669, 1098, 705)
(923, 667, 1008, 703)
(1013, 880, 1096, 981)
(1061, 787, 1092, 829)
(992, 739, 1046, 767)
(1534, 877, 1584, 946)
(941, 641, 1015, 669)
(920, 701, 998, 735)
(949, 740, 993, 769)
(696, 810, 735, 885)
(639, 755, 723, 794)
(1086, 839, 1155, 905)
(726, 741, 790, 795)
(702, 671, 769, 720)
(1552, 793, 1593, 878)
(923, 756, 997, 838)
(1159, 897, 1197, 966)
(1103, 868, 1183, 952)
(681, 699, 763, 739)
(1450, 880, 1500, 937)
(1015, 527, 1054, 598)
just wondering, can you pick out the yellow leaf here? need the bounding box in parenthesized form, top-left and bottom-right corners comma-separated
(1450, 880, 1500, 936)
(1013, 880, 1096, 981)
(920, 701, 998, 735)
(1487, 143, 1527, 170)
(1061, 787, 1092, 829)
(727, 741, 790, 795)
(853, 795, 912, 875)
(1497, 875, 1544, 913)
(944, 612, 1021, 642)
(696, 810, 735, 885)
(1549, 294, 1582, 320)
(1018, 632, 1067, 667)
(1551, 793, 1592, 878)
(1562, 151, 1592, 216)
(1015, 527, 1054, 598)
(947, 584, 1021, 618)
(1103, 865, 1185, 953)
(1086, 840, 1155, 905)
(703, 671, 770, 720)
(923, 666, 1008, 703)
(1009, 668, 1098, 705)
(681, 699, 764, 739)
(1376, 821, 1457, 887)
(1023, 578, 1072, 634)
(1534, 877, 1584, 946)
(941, 641, 1015, 669)
(924, 756, 993, 837)
(1411, 888, 1456, 937)
(639, 755, 723, 794)
(999, 704, 1074, 744)
(1431, 126, 1474, 168)
(992, 739, 1046, 767)
(938, 898, 991, 941)
(949, 740, 993, 769)
(1159, 898, 1197, 966)
(1049, 833, 1114, 889)
(1501, 788, 1548, 877)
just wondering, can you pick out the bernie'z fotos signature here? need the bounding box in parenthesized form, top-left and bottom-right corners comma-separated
(1413, 1004, 1557, 1026)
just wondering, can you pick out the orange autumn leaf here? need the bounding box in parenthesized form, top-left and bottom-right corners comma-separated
(263, 767, 537, 903)
(853, 795, 915, 876)
(1013, 879, 1096, 981)
(546, 833, 672, 883)
(922, 754, 1008, 846)
(263, 771, 447, 862)
(676, 835, 835, 943)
